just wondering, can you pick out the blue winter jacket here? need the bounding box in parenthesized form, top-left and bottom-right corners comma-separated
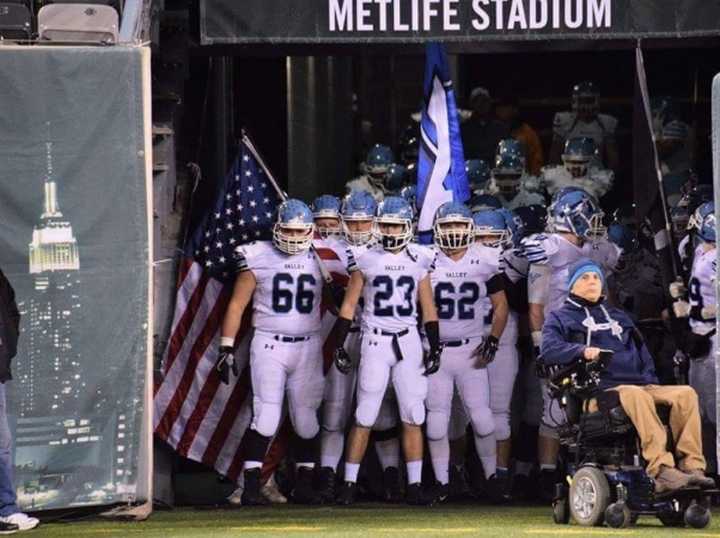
(541, 295, 658, 390)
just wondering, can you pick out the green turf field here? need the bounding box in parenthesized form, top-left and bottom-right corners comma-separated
(24, 504, 720, 538)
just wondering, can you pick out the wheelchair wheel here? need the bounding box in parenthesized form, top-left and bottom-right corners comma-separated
(604, 502, 631, 528)
(684, 502, 711, 529)
(569, 467, 610, 526)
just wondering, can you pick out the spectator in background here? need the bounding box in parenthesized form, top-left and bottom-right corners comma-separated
(461, 87, 511, 163)
(0, 268, 39, 532)
(495, 95, 544, 176)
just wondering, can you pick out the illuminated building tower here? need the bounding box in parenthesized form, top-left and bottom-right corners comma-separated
(18, 178, 83, 417)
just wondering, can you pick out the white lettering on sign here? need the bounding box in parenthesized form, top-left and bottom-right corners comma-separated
(327, 0, 613, 33)
(329, 0, 352, 31)
(444, 0, 460, 30)
(472, 0, 491, 30)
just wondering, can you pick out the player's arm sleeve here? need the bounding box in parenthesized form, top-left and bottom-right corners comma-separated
(486, 273, 505, 294)
(540, 313, 585, 366)
(346, 247, 359, 273)
(233, 244, 258, 274)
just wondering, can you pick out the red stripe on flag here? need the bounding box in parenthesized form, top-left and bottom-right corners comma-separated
(155, 288, 230, 440)
(177, 257, 195, 288)
(315, 247, 341, 261)
(162, 272, 211, 376)
(175, 309, 254, 456)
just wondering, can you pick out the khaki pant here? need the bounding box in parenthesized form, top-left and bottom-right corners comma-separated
(587, 385, 706, 477)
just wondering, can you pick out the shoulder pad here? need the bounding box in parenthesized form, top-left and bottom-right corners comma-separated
(521, 234, 557, 265)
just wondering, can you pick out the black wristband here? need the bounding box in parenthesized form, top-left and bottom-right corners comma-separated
(486, 335, 499, 346)
(425, 320, 440, 349)
(332, 316, 353, 346)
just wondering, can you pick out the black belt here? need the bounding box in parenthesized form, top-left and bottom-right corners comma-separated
(349, 327, 361, 333)
(273, 335, 310, 343)
(442, 338, 470, 348)
(371, 327, 410, 361)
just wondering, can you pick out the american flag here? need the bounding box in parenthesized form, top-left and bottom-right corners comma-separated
(153, 140, 285, 481)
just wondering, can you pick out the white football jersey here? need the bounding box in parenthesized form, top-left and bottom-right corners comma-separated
(431, 243, 500, 341)
(689, 245, 717, 335)
(486, 176, 546, 210)
(500, 246, 529, 284)
(473, 244, 519, 344)
(541, 165, 614, 200)
(351, 244, 435, 332)
(234, 241, 324, 336)
(553, 111, 618, 168)
(524, 233, 621, 315)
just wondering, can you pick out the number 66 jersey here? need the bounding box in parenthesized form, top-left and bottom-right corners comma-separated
(234, 241, 324, 336)
(349, 244, 435, 332)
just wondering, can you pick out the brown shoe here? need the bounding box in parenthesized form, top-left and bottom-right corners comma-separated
(654, 465, 693, 495)
(682, 469, 716, 489)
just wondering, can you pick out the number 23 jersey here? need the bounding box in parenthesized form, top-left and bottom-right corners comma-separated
(349, 244, 435, 332)
(234, 241, 324, 336)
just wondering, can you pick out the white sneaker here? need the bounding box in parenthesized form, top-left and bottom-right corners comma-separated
(0, 513, 39, 531)
(227, 486, 244, 506)
(261, 474, 287, 504)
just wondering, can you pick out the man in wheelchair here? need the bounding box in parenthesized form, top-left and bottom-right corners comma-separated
(541, 258, 715, 497)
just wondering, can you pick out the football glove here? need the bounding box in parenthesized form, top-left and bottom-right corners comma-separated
(475, 335, 499, 368)
(423, 345, 443, 376)
(216, 345, 239, 385)
(334, 347, 353, 375)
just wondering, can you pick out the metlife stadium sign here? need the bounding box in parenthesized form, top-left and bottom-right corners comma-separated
(200, 0, 720, 45)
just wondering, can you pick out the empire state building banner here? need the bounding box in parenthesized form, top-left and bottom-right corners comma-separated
(0, 47, 153, 510)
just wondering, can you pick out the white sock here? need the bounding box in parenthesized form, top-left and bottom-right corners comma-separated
(374, 438, 400, 470)
(244, 461, 262, 470)
(296, 462, 315, 470)
(428, 438, 450, 485)
(344, 462, 360, 483)
(320, 430, 344, 471)
(540, 464, 557, 472)
(406, 460, 423, 485)
(473, 434, 497, 479)
(515, 461, 533, 476)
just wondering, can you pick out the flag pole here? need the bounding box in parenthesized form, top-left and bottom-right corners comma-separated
(241, 129, 336, 289)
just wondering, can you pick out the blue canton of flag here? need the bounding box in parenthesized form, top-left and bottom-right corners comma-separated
(416, 42, 470, 244)
(189, 140, 280, 281)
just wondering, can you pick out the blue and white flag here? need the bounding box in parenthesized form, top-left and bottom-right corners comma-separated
(416, 42, 470, 244)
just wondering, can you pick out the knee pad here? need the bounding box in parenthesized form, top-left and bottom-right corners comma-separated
(292, 407, 320, 439)
(401, 402, 426, 426)
(356, 401, 381, 429)
(493, 411, 511, 441)
(426, 410, 450, 441)
(470, 407, 494, 437)
(252, 398, 282, 438)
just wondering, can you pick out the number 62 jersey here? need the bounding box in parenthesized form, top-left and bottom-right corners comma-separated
(234, 241, 324, 336)
(431, 243, 503, 341)
(349, 244, 435, 332)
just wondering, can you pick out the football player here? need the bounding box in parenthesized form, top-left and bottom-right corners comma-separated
(522, 188, 621, 500)
(465, 159, 492, 197)
(217, 199, 326, 505)
(425, 203, 509, 502)
(331, 196, 441, 505)
(474, 209, 522, 499)
(486, 152, 545, 210)
(542, 137, 614, 200)
(317, 191, 403, 503)
(549, 82, 619, 171)
(672, 202, 717, 473)
(346, 144, 395, 201)
(312, 195, 342, 239)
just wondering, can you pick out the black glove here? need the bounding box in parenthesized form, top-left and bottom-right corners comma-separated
(216, 345, 238, 385)
(423, 320, 442, 375)
(334, 346, 353, 374)
(475, 335, 499, 368)
(424, 345, 443, 376)
(685, 331, 712, 359)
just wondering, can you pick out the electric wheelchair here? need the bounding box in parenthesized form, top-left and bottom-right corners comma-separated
(541, 352, 717, 529)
